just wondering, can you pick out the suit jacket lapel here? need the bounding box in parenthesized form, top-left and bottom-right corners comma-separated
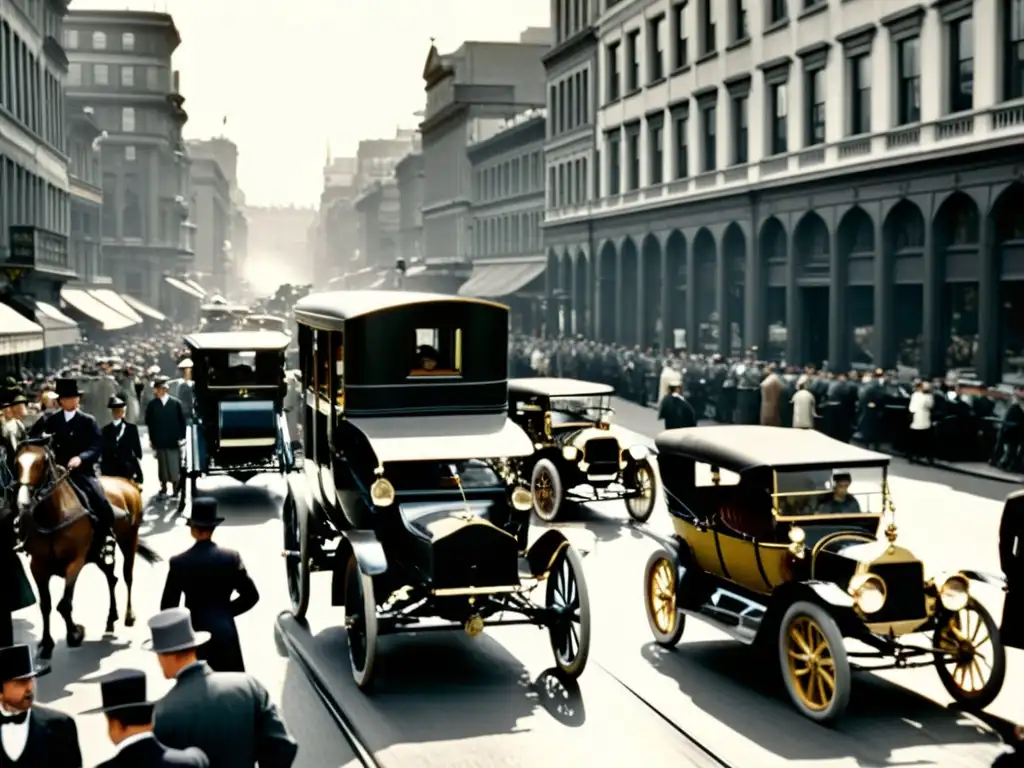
(20, 708, 50, 764)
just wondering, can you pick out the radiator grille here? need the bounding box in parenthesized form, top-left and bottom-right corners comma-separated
(584, 437, 620, 464)
(869, 561, 926, 623)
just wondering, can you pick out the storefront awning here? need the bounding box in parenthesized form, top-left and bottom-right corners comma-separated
(184, 279, 207, 296)
(0, 303, 44, 356)
(60, 288, 136, 331)
(121, 294, 168, 321)
(34, 301, 81, 347)
(458, 261, 547, 298)
(165, 277, 205, 300)
(89, 289, 144, 324)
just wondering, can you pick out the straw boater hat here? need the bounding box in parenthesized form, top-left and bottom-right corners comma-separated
(142, 608, 210, 654)
(81, 669, 153, 715)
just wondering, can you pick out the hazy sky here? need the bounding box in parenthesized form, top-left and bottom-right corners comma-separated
(76, 0, 551, 207)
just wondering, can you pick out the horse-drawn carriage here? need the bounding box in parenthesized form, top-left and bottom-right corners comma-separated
(282, 291, 592, 689)
(177, 331, 296, 512)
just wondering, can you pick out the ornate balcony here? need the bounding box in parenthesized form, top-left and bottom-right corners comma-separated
(5, 226, 76, 281)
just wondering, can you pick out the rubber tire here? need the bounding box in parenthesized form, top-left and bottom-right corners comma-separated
(644, 550, 685, 648)
(625, 459, 658, 523)
(531, 459, 564, 523)
(283, 491, 310, 620)
(344, 553, 378, 690)
(546, 544, 591, 678)
(777, 600, 851, 726)
(933, 598, 1006, 712)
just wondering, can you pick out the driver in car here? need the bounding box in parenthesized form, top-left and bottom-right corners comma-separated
(816, 472, 861, 514)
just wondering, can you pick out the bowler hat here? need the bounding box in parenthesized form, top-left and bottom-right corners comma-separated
(0, 387, 21, 409)
(81, 669, 153, 715)
(54, 377, 84, 399)
(0, 645, 38, 683)
(187, 496, 223, 528)
(177, 358, 194, 369)
(142, 608, 210, 654)
(107, 396, 126, 409)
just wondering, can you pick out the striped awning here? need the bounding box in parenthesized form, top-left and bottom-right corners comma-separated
(89, 289, 144, 324)
(122, 294, 167, 321)
(61, 288, 136, 330)
(0, 302, 44, 355)
(34, 301, 81, 347)
(165, 277, 205, 300)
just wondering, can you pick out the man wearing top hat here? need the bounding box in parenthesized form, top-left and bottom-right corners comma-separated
(86, 668, 208, 767)
(160, 497, 259, 672)
(0, 617, 82, 767)
(146, 607, 297, 768)
(146, 376, 188, 499)
(101, 396, 144, 486)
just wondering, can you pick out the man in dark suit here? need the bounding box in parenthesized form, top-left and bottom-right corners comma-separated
(101, 396, 144, 485)
(0, 625, 82, 767)
(145, 377, 187, 499)
(146, 608, 298, 768)
(160, 497, 258, 672)
(29, 377, 120, 547)
(999, 490, 1024, 650)
(85, 668, 208, 767)
(658, 380, 697, 430)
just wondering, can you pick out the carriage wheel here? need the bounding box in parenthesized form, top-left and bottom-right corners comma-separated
(625, 460, 657, 523)
(778, 601, 851, 725)
(531, 459, 564, 523)
(644, 551, 685, 647)
(546, 545, 590, 678)
(933, 598, 1006, 711)
(344, 553, 378, 690)
(283, 491, 310, 620)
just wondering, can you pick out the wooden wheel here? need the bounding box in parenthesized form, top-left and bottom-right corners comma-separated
(625, 460, 657, 523)
(644, 551, 684, 647)
(546, 545, 590, 678)
(344, 553, 378, 690)
(531, 459, 564, 523)
(778, 601, 851, 725)
(933, 598, 1006, 711)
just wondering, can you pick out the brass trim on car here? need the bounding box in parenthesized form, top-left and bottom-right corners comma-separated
(865, 618, 929, 637)
(431, 585, 521, 597)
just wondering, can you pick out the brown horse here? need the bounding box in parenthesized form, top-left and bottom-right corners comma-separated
(13, 441, 159, 660)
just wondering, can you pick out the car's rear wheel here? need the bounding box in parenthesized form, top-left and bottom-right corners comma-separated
(344, 553, 378, 690)
(283, 491, 310, 620)
(625, 459, 657, 523)
(532, 459, 564, 523)
(933, 598, 1006, 711)
(644, 551, 685, 647)
(778, 601, 851, 725)
(546, 545, 590, 678)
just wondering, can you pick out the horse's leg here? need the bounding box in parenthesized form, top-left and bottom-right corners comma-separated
(119, 526, 139, 628)
(99, 555, 118, 634)
(29, 558, 55, 660)
(56, 555, 87, 647)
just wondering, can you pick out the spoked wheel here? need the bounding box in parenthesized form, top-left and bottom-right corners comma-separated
(933, 598, 1006, 711)
(344, 553, 378, 690)
(531, 459, 564, 523)
(644, 551, 685, 647)
(545, 544, 590, 678)
(283, 491, 310, 619)
(625, 460, 657, 523)
(778, 601, 851, 725)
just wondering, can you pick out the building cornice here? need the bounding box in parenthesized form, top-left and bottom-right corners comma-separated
(542, 26, 597, 69)
(467, 114, 545, 161)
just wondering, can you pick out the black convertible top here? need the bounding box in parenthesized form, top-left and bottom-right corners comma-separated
(655, 426, 890, 472)
(294, 291, 505, 329)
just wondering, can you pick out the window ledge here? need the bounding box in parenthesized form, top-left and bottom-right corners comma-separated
(646, 76, 667, 89)
(727, 37, 751, 52)
(603, 96, 622, 108)
(624, 87, 642, 98)
(696, 50, 719, 65)
(798, 3, 828, 21)
(671, 64, 692, 77)
(764, 18, 789, 35)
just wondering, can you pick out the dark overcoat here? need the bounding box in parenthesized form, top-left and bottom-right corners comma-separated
(0, 704, 83, 768)
(95, 735, 208, 768)
(658, 394, 697, 430)
(100, 420, 144, 483)
(145, 396, 187, 449)
(999, 490, 1024, 649)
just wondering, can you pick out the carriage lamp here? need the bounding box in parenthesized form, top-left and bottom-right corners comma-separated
(938, 574, 970, 612)
(787, 526, 806, 559)
(562, 446, 579, 461)
(511, 487, 533, 511)
(848, 573, 887, 614)
(370, 477, 396, 507)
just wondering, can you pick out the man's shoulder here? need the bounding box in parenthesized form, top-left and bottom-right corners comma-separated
(32, 703, 76, 728)
(165, 744, 210, 767)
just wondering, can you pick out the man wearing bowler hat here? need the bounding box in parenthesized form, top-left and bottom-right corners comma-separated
(146, 608, 298, 768)
(85, 668, 208, 767)
(0, 616, 81, 767)
(101, 396, 144, 486)
(160, 497, 259, 672)
(30, 377, 121, 548)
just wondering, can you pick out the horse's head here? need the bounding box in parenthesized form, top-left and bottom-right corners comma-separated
(14, 437, 53, 513)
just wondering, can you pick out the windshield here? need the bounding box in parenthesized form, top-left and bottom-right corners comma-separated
(386, 459, 503, 491)
(774, 465, 885, 516)
(549, 394, 613, 425)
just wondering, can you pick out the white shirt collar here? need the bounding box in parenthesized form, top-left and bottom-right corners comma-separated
(112, 419, 123, 427)
(117, 731, 154, 752)
(159, 394, 169, 405)
(0, 707, 30, 761)
(63, 409, 78, 421)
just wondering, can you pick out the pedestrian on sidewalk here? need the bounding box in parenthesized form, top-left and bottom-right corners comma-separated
(658, 377, 696, 430)
(907, 380, 935, 464)
(999, 490, 1024, 651)
(791, 380, 818, 430)
(145, 377, 187, 499)
(101, 397, 144, 486)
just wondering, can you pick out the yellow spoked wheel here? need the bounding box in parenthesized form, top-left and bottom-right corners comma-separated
(933, 598, 1006, 711)
(625, 460, 657, 523)
(531, 459, 563, 522)
(778, 601, 851, 725)
(644, 551, 685, 647)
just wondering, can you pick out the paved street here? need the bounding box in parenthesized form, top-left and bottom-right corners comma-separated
(8, 413, 1021, 767)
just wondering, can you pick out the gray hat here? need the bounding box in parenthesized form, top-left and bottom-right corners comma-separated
(142, 608, 210, 654)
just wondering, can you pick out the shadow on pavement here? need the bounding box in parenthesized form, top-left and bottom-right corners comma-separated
(196, 483, 282, 527)
(35, 637, 131, 704)
(542, 501, 650, 545)
(641, 639, 1002, 764)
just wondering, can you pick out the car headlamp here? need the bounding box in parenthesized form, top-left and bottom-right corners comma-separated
(562, 445, 579, 461)
(370, 477, 396, 507)
(627, 445, 648, 461)
(938, 574, 969, 612)
(511, 487, 533, 511)
(848, 573, 887, 614)
(598, 413, 612, 429)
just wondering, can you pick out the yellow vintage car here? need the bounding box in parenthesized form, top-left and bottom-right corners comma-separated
(643, 425, 1006, 725)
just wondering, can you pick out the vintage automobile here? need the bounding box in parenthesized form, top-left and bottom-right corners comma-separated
(178, 331, 296, 512)
(508, 378, 657, 523)
(283, 291, 592, 689)
(642, 425, 1006, 724)
(199, 299, 252, 332)
(240, 313, 290, 335)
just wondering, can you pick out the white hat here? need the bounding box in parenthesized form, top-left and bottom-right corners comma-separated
(177, 358, 194, 369)
(147, 365, 161, 375)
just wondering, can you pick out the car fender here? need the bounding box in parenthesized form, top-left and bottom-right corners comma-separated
(285, 473, 314, 525)
(345, 529, 388, 576)
(755, 580, 860, 646)
(960, 569, 1007, 590)
(525, 527, 595, 577)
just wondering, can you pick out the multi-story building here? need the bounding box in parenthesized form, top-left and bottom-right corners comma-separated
(63, 9, 194, 316)
(549, 0, 1024, 385)
(394, 150, 424, 270)
(187, 137, 248, 292)
(353, 179, 399, 279)
(0, 0, 77, 366)
(314, 155, 359, 285)
(417, 31, 551, 292)
(189, 156, 230, 296)
(464, 111, 547, 334)
(66, 106, 106, 288)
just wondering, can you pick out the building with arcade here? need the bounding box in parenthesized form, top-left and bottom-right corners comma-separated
(542, 0, 1024, 385)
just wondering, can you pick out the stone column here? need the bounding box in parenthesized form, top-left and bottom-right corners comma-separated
(715, 235, 728, 356)
(614, 249, 624, 343)
(828, 225, 848, 370)
(785, 224, 801, 364)
(920, 206, 940, 378)
(659, 247, 671, 352)
(977, 216, 998, 384)
(745, 214, 763, 355)
(872, 218, 894, 368)
(685, 237, 697, 354)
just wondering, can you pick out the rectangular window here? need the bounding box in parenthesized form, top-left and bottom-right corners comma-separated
(734, 0, 748, 41)
(733, 96, 748, 164)
(411, 328, 462, 376)
(125, 146, 136, 161)
(94, 64, 108, 85)
(122, 107, 135, 132)
(549, 84, 557, 135)
(672, 2, 688, 69)
(608, 131, 621, 195)
(121, 66, 134, 87)
(649, 122, 664, 184)
(559, 79, 567, 132)
(702, 105, 717, 171)
(897, 37, 921, 125)
(674, 115, 689, 178)
(701, 0, 716, 55)
(64, 29, 78, 48)
(806, 68, 826, 145)
(626, 129, 640, 190)
(67, 63, 81, 86)
(122, 33, 135, 51)
(626, 30, 640, 91)
(849, 54, 871, 135)
(948, 16, 974, 113)
(768, 0, 787, 24)
(770, 83, 788, 154)
(648, 15, 665, 82)
(607, 41, 621, 101)
(147, 66, 162, 90)
(1004, 0, 1024, 100)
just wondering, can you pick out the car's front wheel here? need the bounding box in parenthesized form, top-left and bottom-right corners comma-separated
(643, 550, 685, 647)
(933, 598, 1006, 711)
(777, 600, 851, 725)
(531, 459, 564, 522)
(625, 459, 657, 523)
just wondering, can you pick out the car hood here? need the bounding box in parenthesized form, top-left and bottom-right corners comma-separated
(815, 533, 921, 568)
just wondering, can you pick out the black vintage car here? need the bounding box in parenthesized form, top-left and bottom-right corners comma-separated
(508, 378, 657, 523)
(283, 291, 592, 689)
(642, 425, 1006, 724)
